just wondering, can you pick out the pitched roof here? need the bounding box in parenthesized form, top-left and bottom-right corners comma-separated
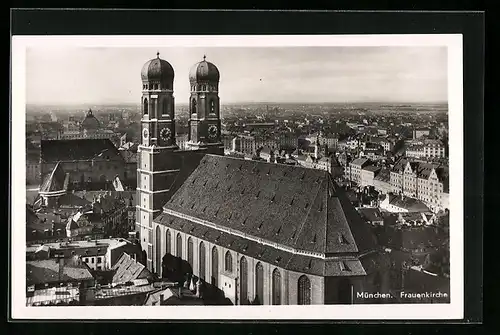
(58, 193, 91, 208)
(39, 162, 69, 193)
(112, 253, 151, 284)
(40, 139, 121, 162)
(435, 166, 449, 192)
(350, 158, 370, 167)
(120, 150, 138, 163)
(362, 165, 381, 173)
(26, 259, 94, 286)
(374, 168, 391, 182)
(160, 155, 377, 256)
(391, 157, 409, 173)
(385, 194, 430, 212)
(159, 287, 204, 305)
(357, 208, 384, 223)
(157, 214, 368, 277)
(27, 205, 40, 225)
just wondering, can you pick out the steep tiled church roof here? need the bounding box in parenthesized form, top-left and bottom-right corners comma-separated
(160, 155, 377, 256)
(40, 139, 121, 162)
(39, 162, 69, 193)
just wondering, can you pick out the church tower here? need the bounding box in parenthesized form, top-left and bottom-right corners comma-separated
(187, 55, 224, 155)
(136, 52, 179, 272)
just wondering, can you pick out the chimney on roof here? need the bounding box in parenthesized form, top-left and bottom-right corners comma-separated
(58, 256, 64, 281)
(196, 280, 202, 298)
(160, 292, 165, 305)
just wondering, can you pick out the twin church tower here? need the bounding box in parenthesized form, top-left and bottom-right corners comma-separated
(139, 52, 223, 150)
(137, 53, 224, 268)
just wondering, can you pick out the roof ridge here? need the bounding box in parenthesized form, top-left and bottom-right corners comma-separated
(292, 177, 324, 247)
(324, 177, 331, 255)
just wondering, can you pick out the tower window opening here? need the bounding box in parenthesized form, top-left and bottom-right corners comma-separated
(143, 98, 148, 115)
(210, 100, 215, 114)
(191, 99, 197, 114)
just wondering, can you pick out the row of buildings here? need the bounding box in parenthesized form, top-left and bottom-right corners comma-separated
(346, 157, 449, 213)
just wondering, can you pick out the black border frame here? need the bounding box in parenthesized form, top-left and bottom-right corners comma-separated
(9, 9, 484, 329)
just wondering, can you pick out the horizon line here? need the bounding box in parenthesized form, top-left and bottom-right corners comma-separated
(26, 101, 449, 107)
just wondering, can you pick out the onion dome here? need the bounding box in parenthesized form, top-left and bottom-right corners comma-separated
(189, 55, 220, 83)
(141, 52, 175, 89)
(81, 109, 101, 131)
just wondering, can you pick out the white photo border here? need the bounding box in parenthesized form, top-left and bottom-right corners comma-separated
(11, 34, 463, 320)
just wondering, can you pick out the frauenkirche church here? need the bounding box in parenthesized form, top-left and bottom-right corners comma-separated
(136, 53, 389, 305)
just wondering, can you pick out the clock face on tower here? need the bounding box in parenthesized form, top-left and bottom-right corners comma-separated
(142, 128, 149, 139)
(160, 127, 172, 142)
(208, 124, 218, 140)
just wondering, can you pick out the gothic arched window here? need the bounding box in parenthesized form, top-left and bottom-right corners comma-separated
(210, 100, 215, 114)
(162, 97, 169, 116)
(225, 251, 233, 272)
(191, 99, 197, 114)
(176, 233, 182, 258)
(165, 230, 171, 254)
(187, 237, 194, 269)
(151, 98, 156, 118)
(240, 257, 248, 304)
(272, 268, 281, 305)
(202, 85, 206, 91)
(255, 262, 264, 305)
(199, 242, 206, 281)
(143, 98, 148, 115)
(155, 226, 161, 276)
(211, 246, 219, 286)
(298, 275, 311, 305)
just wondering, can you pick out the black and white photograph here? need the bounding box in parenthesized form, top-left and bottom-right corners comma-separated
(11, 34, 464, 320)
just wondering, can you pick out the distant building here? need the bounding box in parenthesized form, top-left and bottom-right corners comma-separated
(278, 134, 297, 150)
(377, 129, 387, 136)
(59, 109, 115, 141)
(222, 135, 234, 151)
(379, 193, 430, 213)
(390, 158, 449, 212)
(372, 168, 392, 194)
(26, 258, 95, 291)
(413, 128, 431, 139)
(26, 238, 142, 271)
(360, 165, 381, 187)
(405, 139, 446, 159)
(176, 133, 189, 150)
(232, 135, 256, 155)
(26, 139, 41, 184)
(258, 146, 277, 163)
(306, 132, 338, 150)
(348, 158, 371, 185)
(255, 136, 278, 152)
(40, 139, 127, 190)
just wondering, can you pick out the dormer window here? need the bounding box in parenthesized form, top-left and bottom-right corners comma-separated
(339, 261, 351, 272)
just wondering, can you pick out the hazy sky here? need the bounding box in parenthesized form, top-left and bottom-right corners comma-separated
(26, 46, 448, 105)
